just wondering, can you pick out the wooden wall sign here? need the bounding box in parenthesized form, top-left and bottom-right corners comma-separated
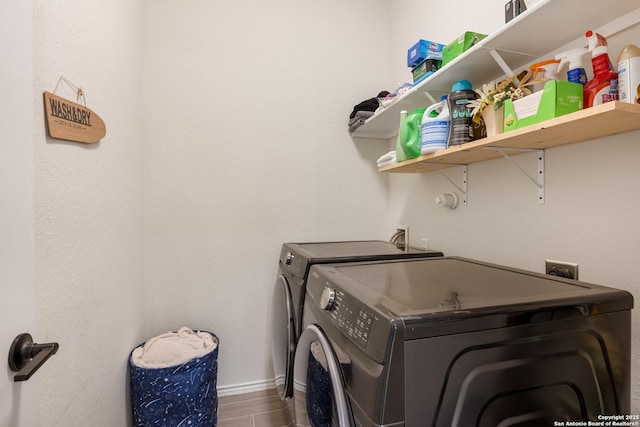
(43, 91, 106, 143)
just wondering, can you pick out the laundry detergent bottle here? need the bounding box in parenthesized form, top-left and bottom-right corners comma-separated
(447, 80, 476, 146)
(617, 44, 640, 104)
(396, 108, 425, 162)
(421, 95, 450, 154)
(584, 31, 619, 107)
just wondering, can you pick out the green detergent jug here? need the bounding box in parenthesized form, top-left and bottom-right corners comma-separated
(396, 108, 426, 162)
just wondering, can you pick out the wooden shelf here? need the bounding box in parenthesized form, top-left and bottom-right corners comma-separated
(379, 102, 640, 174)
(352, 0, 640, 139)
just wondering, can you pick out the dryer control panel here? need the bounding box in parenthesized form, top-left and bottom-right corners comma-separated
(321, 286, 377, 348)
(307, 266, 394, 364)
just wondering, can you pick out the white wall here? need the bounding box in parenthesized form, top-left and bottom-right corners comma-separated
(29, 0, 639, 422)
(141, 0, 391, 390)
(33, 0, 145, 425)
(387, 0, 640, 412)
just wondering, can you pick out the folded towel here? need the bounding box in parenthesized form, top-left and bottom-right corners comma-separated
(131, 326, 217, 369)
(348, 111, 375, 132)
(377, 158, 396, 168)
(376, 150, 395, 163)
(376, 150, 396, 167)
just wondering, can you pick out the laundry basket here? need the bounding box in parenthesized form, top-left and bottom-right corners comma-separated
(129, 327, 219, 427)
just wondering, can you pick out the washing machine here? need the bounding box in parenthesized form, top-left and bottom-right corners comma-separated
(270, 240, 444, 399)
(294, 257, 633, 427)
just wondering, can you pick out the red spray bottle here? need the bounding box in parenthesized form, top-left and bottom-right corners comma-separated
(583, 31, 619, 108)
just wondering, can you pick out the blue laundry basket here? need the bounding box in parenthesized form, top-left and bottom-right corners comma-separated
(129, 331, 219, 427)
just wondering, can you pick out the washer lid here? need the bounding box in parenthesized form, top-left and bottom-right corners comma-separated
(328, 257, 633, 332)
(280, 240, 443, 279)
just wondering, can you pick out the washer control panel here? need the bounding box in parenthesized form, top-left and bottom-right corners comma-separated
(320, 286, 377, 348)
(320, 287, 336, 310)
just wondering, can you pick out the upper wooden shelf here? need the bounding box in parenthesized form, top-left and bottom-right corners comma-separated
(379, 102, 640, 174)
(352, 0, 640, 139)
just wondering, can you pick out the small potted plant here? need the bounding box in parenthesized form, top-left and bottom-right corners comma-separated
(467, 71, 534, 136)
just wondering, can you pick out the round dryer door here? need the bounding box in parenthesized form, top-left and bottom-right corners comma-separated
(293, 324, 353, 427)
(271, 274, 296, 399)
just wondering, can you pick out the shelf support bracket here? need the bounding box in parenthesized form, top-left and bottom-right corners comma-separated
(487, 49, 516, 83)
(422, 89, 438, 105)
(487, 147, 545, 204)
(423, 164, 468, 206)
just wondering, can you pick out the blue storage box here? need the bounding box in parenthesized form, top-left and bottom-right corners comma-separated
(129, 330, 219, 427)
(407, 39, 445, 68)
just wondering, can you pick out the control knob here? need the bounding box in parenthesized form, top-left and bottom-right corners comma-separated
(285, 251, 295, 265)
(320, 287, 336, 311)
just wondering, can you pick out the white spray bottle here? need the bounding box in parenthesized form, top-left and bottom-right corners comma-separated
(555, 48, 588, 86)
(528, 59, 561, 92)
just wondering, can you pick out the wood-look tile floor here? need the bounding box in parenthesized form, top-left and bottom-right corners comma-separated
(217, 389, 294, 427)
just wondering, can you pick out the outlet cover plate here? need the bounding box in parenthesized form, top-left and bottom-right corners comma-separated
(545, 259, 579, 280)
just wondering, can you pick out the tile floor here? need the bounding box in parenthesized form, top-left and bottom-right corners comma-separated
(217, 389, 294, 427)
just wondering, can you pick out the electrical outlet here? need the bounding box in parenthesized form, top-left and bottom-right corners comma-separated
(391, 225, 408, 251)
(545, 259, 579, 280)
(394, 225, 408, 242)
(420, 238, 429, 250)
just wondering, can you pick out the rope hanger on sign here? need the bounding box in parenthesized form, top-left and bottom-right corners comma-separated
(52, 76, 87, 107)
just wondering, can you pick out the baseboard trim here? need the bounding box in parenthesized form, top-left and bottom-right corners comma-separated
(217, 379, 276, 397)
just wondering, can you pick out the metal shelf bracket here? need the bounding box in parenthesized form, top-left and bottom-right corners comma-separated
(487, 147, 545, 204)
(487, 48, 516, 80)
(422, 89, 438, 105)
(423, 164, 468, 206)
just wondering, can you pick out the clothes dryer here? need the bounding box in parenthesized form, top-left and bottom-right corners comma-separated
(270, 241, 443, 399)
(295, 257, 633, 427)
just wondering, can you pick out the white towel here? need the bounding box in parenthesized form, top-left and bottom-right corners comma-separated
(377, 159, 396, 168)
(131, 327, 217, 369)
(377, 150, 396, 168)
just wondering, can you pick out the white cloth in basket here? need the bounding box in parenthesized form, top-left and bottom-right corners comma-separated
(132, 327, 217, 369)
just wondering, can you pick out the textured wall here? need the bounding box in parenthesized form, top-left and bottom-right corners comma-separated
(33, 0, 145, 425)
(387, 0, 640, 413)
(141, 0, 391, 390)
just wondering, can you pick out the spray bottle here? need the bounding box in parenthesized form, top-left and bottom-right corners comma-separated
(583, 30, 619, 107)
(555, 48, 588, 86)
(529, 59, 561, 92)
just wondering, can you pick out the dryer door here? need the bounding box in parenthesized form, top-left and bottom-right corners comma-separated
(294, 324, 353, 427)
(271, 274, 296, 399)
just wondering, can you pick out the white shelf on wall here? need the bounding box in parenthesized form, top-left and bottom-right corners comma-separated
(351, 0, 640, 140)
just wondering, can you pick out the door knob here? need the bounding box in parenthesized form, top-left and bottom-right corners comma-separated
(8, 333, 59, 382)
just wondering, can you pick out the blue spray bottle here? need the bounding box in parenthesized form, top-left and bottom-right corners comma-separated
(555, 48, 588, 86)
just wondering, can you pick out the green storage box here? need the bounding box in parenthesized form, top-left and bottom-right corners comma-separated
(503, 80, 583, 132)
(442, 32, 487, 67)
(411, 59, 441, 84)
